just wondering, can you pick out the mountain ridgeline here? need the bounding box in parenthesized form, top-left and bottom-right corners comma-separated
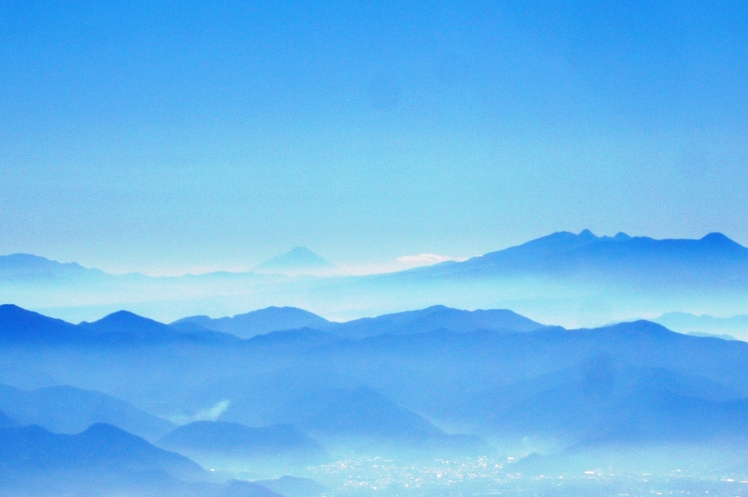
(3, 231, 748, 493)
(172, 305, 545, 340)
(417, 230, 748, 282)
(3, 231, 748, 327)
(172, 307, 331, 339)
(1, 305, 748, 460)
(254, 247, 334, 275)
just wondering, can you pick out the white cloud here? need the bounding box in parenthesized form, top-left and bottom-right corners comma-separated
(396, 253, 455, 265)
(337, 254, 467, 276)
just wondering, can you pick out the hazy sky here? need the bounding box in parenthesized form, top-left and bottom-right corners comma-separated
(2, 1, 747, 274)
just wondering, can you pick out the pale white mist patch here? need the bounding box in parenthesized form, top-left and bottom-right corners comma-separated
(169, 400, 231, 425)
(396, 253, 457, 266)
(337, 254, 468, 276)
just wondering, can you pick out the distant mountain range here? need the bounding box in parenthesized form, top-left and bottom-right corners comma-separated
(0, 304, 238, 346)
(0, 423, 200, 476)
(2, 303, 748, 473)
(415, 230, 748, 284)
(172, 306, 330, 339)
(173, 304, 545, 340)
(0, 303, 547, 347)
(0, 423, 285, 497)
(8, 230, 748, 285)
(3, 230, 748, 326)
(322, 305, 546, 339)
(0, 383, 173, 440)
(0, 253, 104, 281)
(263, 386, 489, 455)
(5, 232, 748, 481)
(654, 312, 748, 341)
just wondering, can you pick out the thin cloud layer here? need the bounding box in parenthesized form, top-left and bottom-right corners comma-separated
(339, 254, 468, 276)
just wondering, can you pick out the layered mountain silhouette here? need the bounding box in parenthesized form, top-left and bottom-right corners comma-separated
(0, 383, 174, 440)
(0, 304, 238, 346)
(7, 230, 746, 284)
(278, 387, 444, 440)
(172, 306, 330, 339)
(0, 423, 285, 497)
(323, 305, 546, 339)
(0, 253, 103, 281)
(174, 305, 544, 340)
(0, 423, 200, 476)
(79, 310, 239, 344)
(416, 230, 748, 286)
(486, 363, 748, 444)
(3, 303, 748, 470)
(0, 303, 545, 346)
(3, 230, 748, 326)
(0, 304, 79, 344)
(655, 312, 748, 341)
(262, 386, 489, 454)
(254, 247, 333, 275)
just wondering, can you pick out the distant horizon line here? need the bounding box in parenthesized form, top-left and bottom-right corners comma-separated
(0, 229, 741, 278)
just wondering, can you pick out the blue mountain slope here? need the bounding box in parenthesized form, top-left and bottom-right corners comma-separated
(0, 423, 201, 476)
(0, 254, 104, 281)
(0, 411, 16, 428)
(0, 425, 285, 497)
(4, 231, 748, 326)
(0, 304, 79, 344)
(416, 230, 748, 286)
(654, 312, 748, 340)
(158, 421, 325, 459)
(261, 387, 490, 455)
(80, 310, 239, 344)
(325, 305, 545, 338)
(245, 328, 343, 350)
(172, 306, 330, 339)
(483, 362, 748, 443)
(0, 305, 238, 346)
(0, 383, 174, 440)
(7, 305, 748, 457)
(274, 387, 444, 440)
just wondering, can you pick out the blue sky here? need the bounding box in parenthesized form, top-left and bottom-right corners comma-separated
(1, 1, 747, 274)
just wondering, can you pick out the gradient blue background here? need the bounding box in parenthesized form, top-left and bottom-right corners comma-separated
(2, 1, 747, 274)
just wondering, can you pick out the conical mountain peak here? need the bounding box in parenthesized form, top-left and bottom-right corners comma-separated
(254, 247, 333, 275)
